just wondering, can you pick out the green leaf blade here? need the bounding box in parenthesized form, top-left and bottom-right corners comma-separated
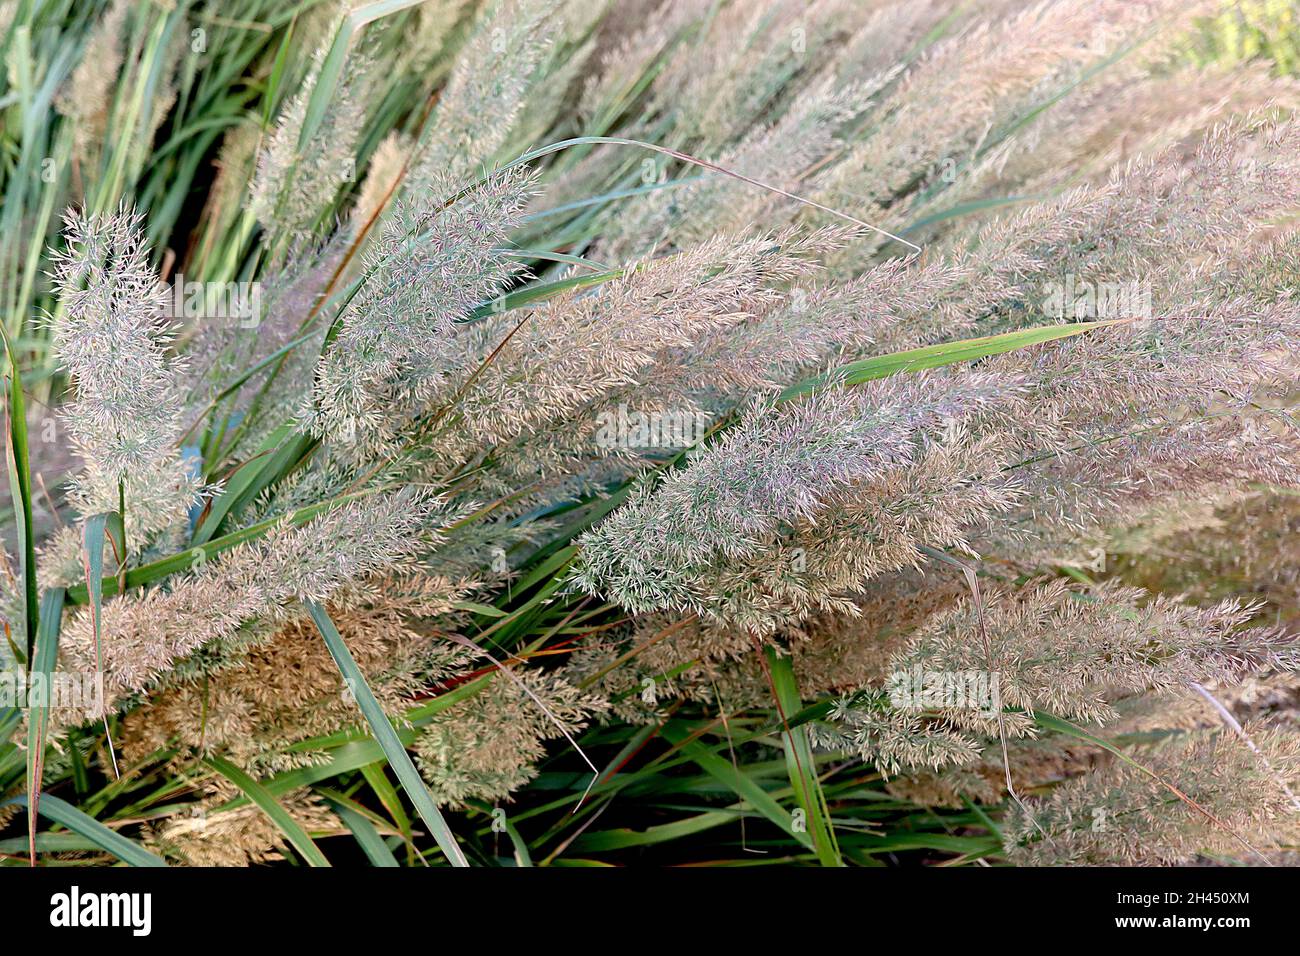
(306, 600, 469, 867)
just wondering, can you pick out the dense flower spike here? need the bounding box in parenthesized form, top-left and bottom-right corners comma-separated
(892, 580, 1298, 730)
(48, 207, 201, 545)
(572, 369, 1026, 631)
(305, 165, 537, 457)
(54, 0, 129, 165)
(1004, 726, 1300, 865)
(56, 489, 462, 715)
(248, 62, 371, 244)
(414, 669, 608, 808)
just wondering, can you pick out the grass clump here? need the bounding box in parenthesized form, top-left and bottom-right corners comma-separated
(2, 0, 1300, 868)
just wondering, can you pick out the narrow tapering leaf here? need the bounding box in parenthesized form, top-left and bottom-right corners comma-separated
(82, 511, 124, 776)
(297, 0, 427, 151)
(1, 324, 37, 664)
(766, 648, 842, 867)
(307, 600, 469, 867)
(204, 755, 331, 867)
(327, 796, 400, 867)
(5, 793, 166, 868)
(779, 320, 1127, 401)
(25, 587, 64, 866)
(660, 721, 815, 851)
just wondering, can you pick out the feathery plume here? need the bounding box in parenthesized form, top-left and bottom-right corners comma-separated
(415, 668, 607, 807)
(247, 25, 377, 246)
(1004, 725, 1300, 865)
(150, 784, 336, 866)
(892, 579, 1298, 733)
(571, 369, 1026, 632)
(406, 0, 557, 193)
(304, 165, 536, 459)
(55, 0, 129, 166)
(56, 489, 462, 717)
(49, 206, 201, 537)
(118, 576, 478, 772)
(424, 229, 840, 479)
